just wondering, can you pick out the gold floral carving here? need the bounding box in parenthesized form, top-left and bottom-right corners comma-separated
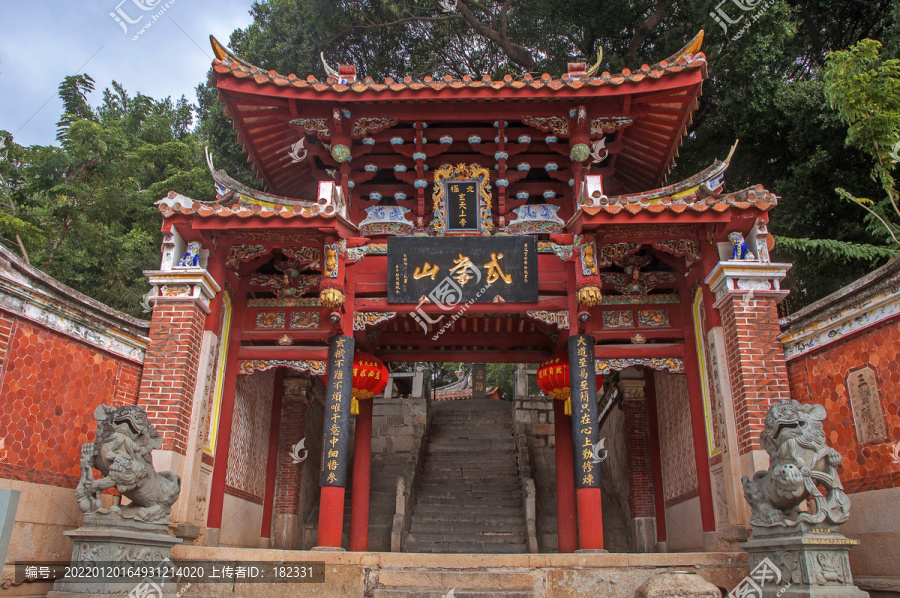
(432, 163, 493, 234)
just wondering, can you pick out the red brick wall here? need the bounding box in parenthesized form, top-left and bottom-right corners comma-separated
(137, 301, 206, 455)
(720, 295, 792, 454)
(0, 312, 13, 369)
(786, 316, 900, 494)
(0, 316, 142, 488)
(623, 395, 656, 518)
(274, 396, 308, 516)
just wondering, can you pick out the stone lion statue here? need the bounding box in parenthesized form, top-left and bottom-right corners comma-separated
(742, 400, 850, 527)
(75, 405, 181, 524)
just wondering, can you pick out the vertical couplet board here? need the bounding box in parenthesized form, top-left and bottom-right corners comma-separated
(320, 335, 355, 488)
(472, 364, 487, 400)
(568, 335, 601, 489)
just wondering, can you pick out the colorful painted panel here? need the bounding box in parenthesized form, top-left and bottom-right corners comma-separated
(602, 311, 634, 328)
(290, 312, 320, 329)
(638, 309, 669, 327)
(256, 312, 286, 329)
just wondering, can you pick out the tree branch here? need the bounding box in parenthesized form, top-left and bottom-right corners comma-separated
(626, 2, 670, 64)
(456, 0, 534, 70)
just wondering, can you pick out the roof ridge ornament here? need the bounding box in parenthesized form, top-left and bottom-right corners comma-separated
(586, 49, 603, 77)
(320, 52, 341, 80)
(209, 35, 254, 68)
(660, 29, 705, 65)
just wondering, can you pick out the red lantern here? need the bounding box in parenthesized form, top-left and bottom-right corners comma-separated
(536, 352, 604, 415)
(350, 352, 389, 415)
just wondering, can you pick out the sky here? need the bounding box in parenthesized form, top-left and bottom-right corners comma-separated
(0, 0, 257, 147)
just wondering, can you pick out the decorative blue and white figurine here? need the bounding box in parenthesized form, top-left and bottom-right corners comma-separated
(178, 241, 201, 267)
(729, 231, 755, 261)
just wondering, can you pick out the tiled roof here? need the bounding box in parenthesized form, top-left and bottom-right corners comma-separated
(209, 34, 708, 198)
(212, 56, 707, 95)
(434, 372, 499, 401)
(582, 184, 778, 216)
(155, 191, 338, 220)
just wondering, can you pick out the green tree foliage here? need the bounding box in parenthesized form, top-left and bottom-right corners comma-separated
(0, 79, 213, 317)
(197, 0, 897, 310)
(824, 39, 900, 245)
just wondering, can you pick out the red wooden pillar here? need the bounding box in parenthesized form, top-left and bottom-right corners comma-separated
(349, 397, 374, 551)
(317, 486, 346, 547)
(576, 488, 604, 549)
(260, 368, 285, 539)
(206, 278, 247, 533)
(553, 399, 578, 553)
(680, 283, 717, 534)
(568, 334, 604, 551)
(645, 370, 667, 545)
(316, 334, 355, 548)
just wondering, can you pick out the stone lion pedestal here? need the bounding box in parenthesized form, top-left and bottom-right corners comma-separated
(738, 521, 867, 597)
(48, 405, 183, 598)
(47, 514, 181, 598)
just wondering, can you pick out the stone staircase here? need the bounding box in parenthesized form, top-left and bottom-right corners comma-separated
(373, 567, 535, 597)
(404, 399, 528, 554)
(341, 452, 411, 551)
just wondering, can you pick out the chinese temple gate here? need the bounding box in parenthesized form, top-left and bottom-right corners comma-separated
(137, 32, 794, 554)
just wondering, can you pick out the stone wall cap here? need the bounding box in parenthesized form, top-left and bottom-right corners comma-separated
(0, 241, 150, 333)
(780, 258, 900, 332)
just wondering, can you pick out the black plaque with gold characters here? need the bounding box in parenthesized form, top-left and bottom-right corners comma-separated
(446, 181, 479, 231)
(568, 334, 601, 489)
(471, 364, 487, 400)
(387, 237, 537, 304)
(320, 335, 355, 487)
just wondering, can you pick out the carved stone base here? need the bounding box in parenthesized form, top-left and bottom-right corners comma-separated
(47, 513, 181, 598)
(739, 523, 869, 597)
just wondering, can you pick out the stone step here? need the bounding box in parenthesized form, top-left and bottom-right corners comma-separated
(418, 483, 521, 493)
(407, 528, 525, 541)
(406, 511, 525, 524)
(378, 569, 534, 592)
(403, 541, 527, 554)
(430, 432, 511, 437)
(422, 458, 517, 467)
(418, 481, 519, 489)
(414, 492, 523, 503)
(419, 468, 518, 476)
(374, 590, 532, 598)
(426, 440, 515, 447)
(409, 520, 524, 534)
(415, 491, 523, 501)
